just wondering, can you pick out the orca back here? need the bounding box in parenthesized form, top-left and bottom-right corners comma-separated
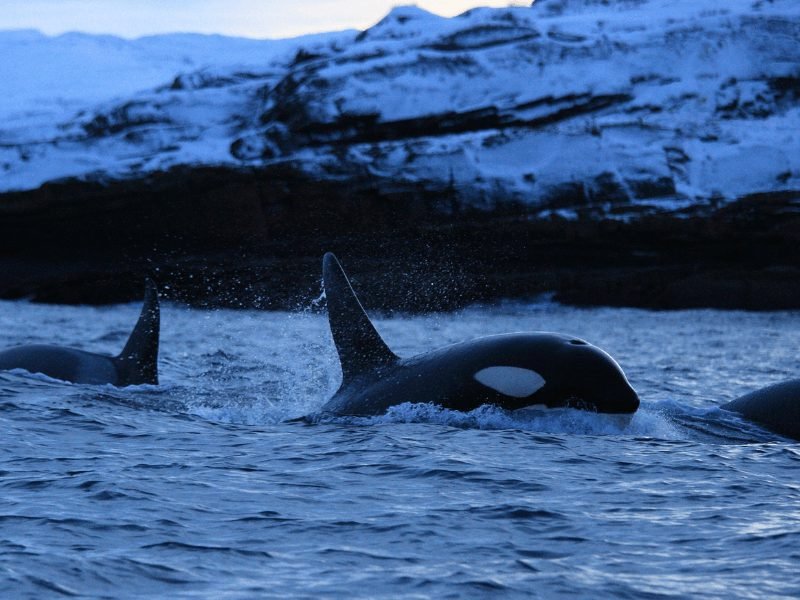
(723, 380, 800, 440)
(0, 344, 117, 384)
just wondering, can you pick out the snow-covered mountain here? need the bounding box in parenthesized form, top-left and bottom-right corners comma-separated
(1, 0, 798, 218)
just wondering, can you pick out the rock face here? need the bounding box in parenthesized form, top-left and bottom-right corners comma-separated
(1, 0, 798, 216)
(0, 165, 798, 311)
(1, 1, 799, 310)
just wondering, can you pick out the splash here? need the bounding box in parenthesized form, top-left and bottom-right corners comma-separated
(305, 402, 679, 438)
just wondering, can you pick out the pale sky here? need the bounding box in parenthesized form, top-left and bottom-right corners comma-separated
(0, 1, 531, 39)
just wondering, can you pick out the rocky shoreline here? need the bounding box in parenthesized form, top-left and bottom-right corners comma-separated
(2, 1, 797, 312)
(1, 166, 798, 312)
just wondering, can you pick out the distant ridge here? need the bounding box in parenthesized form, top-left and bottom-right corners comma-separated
(0, 1, 799, 310)
(0, 0, 797, 220)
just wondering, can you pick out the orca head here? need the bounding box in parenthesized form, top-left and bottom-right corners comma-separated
(471, 335, 639, 415)
(552, 337, 639, 414)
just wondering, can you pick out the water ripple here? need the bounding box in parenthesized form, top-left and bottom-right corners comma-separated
(0, 301, 798, 598)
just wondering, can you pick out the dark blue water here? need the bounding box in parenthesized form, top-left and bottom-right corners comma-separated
(1, 300, 799, 598)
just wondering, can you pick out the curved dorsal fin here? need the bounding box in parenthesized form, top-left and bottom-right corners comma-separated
(114, 278, 160, 385)
(323, 253, 397, 382)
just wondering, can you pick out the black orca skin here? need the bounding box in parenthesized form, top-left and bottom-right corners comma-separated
(0, 279, 160, 386)
(722, 380, 800, 441)
(319, 253, 639, 417)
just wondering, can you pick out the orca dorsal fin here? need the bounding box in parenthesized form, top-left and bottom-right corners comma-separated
(114, 278, 160, 385)
(323, 253, 398, 382)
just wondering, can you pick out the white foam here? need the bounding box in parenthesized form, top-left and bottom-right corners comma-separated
(314, 402, 680, 438)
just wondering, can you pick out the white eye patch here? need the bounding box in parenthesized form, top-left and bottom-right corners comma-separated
(473, 366, 546, 398)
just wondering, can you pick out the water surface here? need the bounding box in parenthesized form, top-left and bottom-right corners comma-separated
(1, 300, 798, 598)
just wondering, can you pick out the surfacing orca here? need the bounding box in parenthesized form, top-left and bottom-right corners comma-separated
(0, 279, 160, 386)
(318, 253, 640, 417)
(722, 381, 800, 441)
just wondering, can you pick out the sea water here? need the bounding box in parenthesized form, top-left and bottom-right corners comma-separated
(1, 298, 798, 598)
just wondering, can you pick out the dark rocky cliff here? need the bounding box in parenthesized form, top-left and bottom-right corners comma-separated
(1, 1, 799, 310)
(1, 165, 798, 311)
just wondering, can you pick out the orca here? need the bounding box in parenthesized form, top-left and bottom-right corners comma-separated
(0, 279, 160, 386)
(318, 253, 640, 417)
(722, 381, 800, 441)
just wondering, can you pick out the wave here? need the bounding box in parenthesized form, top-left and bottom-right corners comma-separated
(301, 402, 680, 438)
(1, 358, 788, 444)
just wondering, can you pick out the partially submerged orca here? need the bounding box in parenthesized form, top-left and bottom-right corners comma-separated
(319, 253, 640, 417)
(722, 381, 800, 441)
(0, 279, 160, 386)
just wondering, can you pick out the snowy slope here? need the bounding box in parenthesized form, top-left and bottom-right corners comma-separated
(0, 28, 355, 191)
(1, 0, 799, 217)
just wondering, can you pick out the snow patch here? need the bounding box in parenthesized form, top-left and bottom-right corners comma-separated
(0, 0, 798, 212)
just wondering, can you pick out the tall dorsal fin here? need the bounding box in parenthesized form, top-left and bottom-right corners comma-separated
(114, 278, 160, 385)
(323, 253, 398, 382)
